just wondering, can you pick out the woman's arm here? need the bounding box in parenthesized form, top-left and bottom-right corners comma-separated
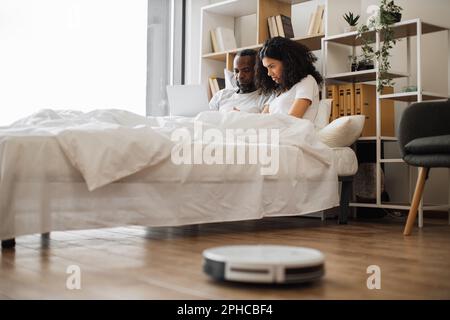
(288, 98, 311, 118)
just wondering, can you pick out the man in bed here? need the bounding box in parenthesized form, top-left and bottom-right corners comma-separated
(209, 49, 272, 113)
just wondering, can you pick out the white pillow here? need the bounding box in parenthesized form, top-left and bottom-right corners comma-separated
(224, 68, 237, 90)
(317, 115, 365, 147)
(313, 99, 332, 130)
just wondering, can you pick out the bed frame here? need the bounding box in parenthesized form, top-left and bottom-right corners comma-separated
(1, 176, 353, 249)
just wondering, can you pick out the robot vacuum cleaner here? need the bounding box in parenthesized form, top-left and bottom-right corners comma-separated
(203, 245, 325, 284)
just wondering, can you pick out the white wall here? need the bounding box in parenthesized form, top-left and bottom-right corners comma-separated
(0, 0, 148, 125)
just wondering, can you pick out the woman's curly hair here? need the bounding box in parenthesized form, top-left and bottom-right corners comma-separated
(255, 36, 323, 95)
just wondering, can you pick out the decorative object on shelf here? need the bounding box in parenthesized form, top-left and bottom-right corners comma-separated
(343, 11, 360, 33)
(356, 57, 375, 71)
(380, 0, 402, 24)
(348, 55, 374, 72)
(348, 55, 358, 72)
(401, 85, 418, 92)
(365, 5, 380, 25)
(357, 0, 403, 93)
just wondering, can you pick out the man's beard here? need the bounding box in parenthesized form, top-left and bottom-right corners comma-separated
(237, 81, 256, 93)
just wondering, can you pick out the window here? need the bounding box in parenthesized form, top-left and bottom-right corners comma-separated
(0, 0, 148, 125)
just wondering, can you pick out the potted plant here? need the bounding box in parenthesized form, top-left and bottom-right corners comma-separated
(343, 12, 360, 32)
(356, 0, 403, 92)
(380, 0, 402, 24)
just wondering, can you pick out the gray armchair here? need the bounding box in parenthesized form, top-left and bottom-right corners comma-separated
(398, 99, 450, 235)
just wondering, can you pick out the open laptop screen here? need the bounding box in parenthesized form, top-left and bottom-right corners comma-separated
(166, 84, 210, 117)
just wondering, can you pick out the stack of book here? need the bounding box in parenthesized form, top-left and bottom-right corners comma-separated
(267, 15, 294, 38)
(307, 5, 325, 36)
(209, 77, 225, 96)
(210, 27, 237, 53)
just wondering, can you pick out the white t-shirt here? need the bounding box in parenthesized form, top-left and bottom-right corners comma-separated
(268, 75, 320, 122)
(209, 89, 272, 113)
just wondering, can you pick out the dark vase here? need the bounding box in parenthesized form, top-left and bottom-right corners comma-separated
(357, 60, 375, 71)
(381, 11, 402, 24)
(392, 12, 402, 23)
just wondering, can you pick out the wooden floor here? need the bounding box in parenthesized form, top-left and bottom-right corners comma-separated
(1, 215, 450, 299)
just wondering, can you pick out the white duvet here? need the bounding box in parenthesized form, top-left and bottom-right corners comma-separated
(3, 109, 337, 191)
(0, 109, 339, 239)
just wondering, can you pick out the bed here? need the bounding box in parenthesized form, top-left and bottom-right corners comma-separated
(0, 109, 357, 248)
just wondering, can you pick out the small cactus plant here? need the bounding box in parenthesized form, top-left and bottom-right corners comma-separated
(343, 12, 360, 26)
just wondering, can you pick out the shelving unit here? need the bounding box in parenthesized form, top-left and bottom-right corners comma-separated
(196, 1, 449, 225)
(199, 0, 325, 95)
(322, 18, 449, 224)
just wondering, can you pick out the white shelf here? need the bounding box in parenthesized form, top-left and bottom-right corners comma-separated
(202, 51, 228, 62)
(202, 0, 257, 16)
(380, 91, 449, 102)
(350, 202, 450, 211)
(202, 34, 324, 61)
(291, 33, 324, 51)
(350, 202, 411, 210)
(357, 136, 398, 141)
(324, 19, 448, 46)
(325, 69, 409, 83)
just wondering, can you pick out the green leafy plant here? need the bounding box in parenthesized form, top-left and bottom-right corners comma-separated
(356, 0, 403, 92)
(381, 0, 402, 24)
(343, 12, 360, 26)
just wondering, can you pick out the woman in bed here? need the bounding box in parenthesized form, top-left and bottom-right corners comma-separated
(255, 36, 322, 121)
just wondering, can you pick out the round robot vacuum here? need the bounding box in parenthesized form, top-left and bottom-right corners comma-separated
(203, 245, 325, 284)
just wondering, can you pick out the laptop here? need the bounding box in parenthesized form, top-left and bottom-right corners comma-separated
(166, 84, 210, 117)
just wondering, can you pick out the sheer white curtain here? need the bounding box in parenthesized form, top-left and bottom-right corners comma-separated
(0, 0, 148, 126)
(146, 0, 184, 116)
(146, 0, 171, 116)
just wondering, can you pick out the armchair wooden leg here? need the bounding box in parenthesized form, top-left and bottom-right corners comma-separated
(404, 167, 429, 236)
